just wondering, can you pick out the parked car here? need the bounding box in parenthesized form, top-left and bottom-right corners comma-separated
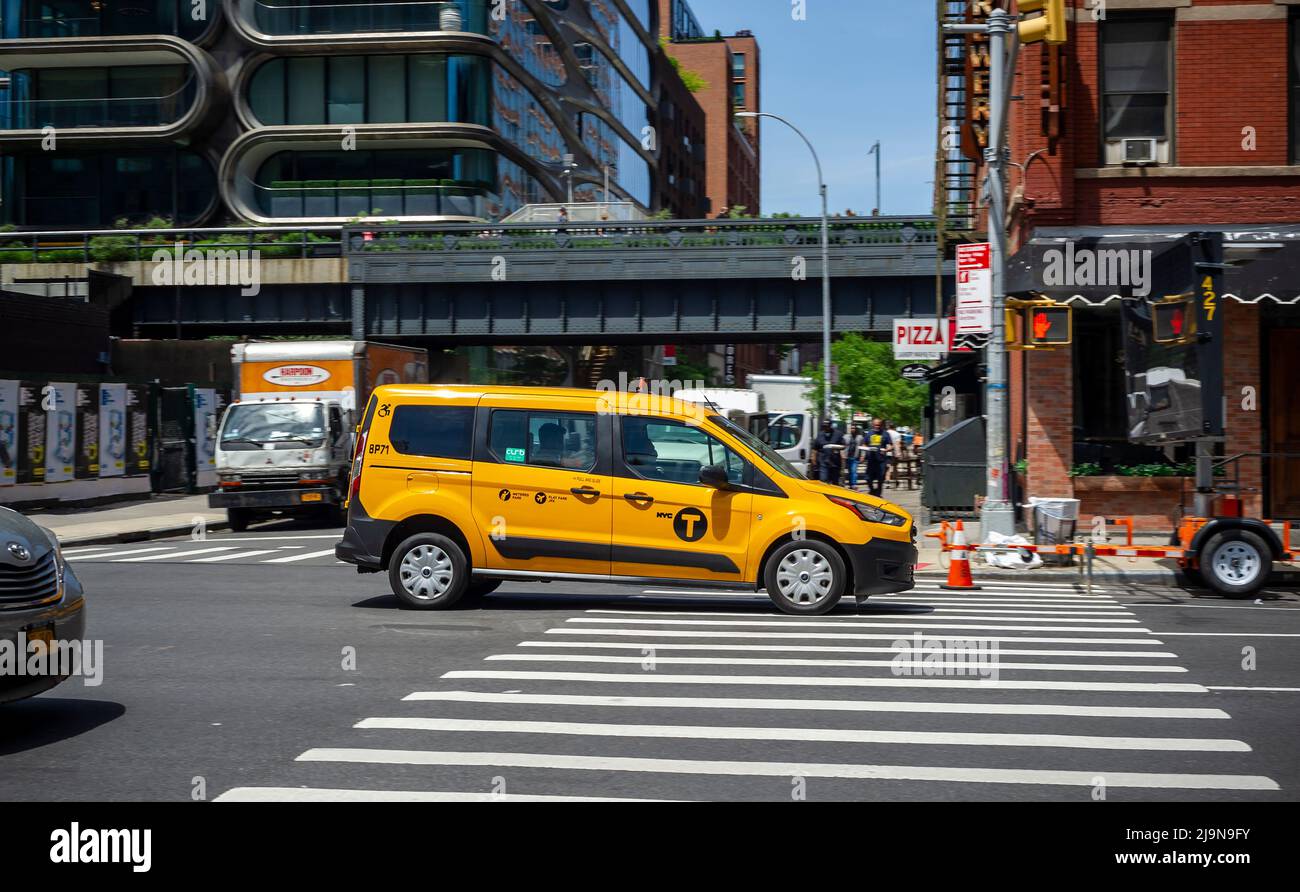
(0, 507, 86, 704)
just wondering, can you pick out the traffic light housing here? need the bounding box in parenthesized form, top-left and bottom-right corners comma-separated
(1018, 0, 1067, 45)
(1006, 299, 1073, 350)
(1152, 296, 1198, 345)
(1026, 304, 1072, 346)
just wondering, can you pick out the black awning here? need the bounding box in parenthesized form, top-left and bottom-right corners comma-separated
(1006, 225, 1300, 304)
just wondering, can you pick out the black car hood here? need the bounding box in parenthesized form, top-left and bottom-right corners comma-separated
(0, 507, 56, 569)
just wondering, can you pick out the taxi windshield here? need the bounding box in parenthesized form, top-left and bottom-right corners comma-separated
(708, 414, 807, 480)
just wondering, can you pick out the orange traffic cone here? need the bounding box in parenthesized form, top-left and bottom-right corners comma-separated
(940, 520, 982, 591)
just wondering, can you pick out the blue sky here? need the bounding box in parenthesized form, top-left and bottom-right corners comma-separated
(686, 0, 937, 217)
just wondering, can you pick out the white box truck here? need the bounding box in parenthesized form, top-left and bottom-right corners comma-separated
(746, 374, 817, 474)
(209, 341, 428, 531)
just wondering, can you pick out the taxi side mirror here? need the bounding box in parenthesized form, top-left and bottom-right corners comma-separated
(700, 465, 730, 489)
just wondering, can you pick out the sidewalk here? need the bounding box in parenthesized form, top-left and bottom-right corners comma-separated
(23, 495, 229, 547)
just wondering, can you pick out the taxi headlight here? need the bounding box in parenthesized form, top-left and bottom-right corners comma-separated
(825, 495, 908, 526)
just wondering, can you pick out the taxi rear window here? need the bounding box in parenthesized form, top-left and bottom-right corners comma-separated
(388, 406, 474, 459)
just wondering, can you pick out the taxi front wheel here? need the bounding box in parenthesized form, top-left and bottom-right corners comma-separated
(764, 540, 846, 616)
(389, 533, 470, 610)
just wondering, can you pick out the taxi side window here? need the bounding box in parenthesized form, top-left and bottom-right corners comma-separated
(488, 410, 597, 471)
(622, 417, 745, 486)
(388, 405, 474, 459)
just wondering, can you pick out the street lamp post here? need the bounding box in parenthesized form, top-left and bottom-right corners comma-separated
(867, 140, 881, 215)
(737, 111, 833, 426)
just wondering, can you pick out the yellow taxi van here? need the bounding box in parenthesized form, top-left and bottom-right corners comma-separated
(336, 386, 917, 615)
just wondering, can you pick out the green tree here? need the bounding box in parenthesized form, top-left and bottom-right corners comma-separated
(802, 333, 927, 427)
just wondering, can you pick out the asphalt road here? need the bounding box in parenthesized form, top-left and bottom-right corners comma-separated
(2, 523, 1298, 802)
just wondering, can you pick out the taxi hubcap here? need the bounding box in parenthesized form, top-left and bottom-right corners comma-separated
(399, 544, 453, 599)
(776, 548, 834, 605)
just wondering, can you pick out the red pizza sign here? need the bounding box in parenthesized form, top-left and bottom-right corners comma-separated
(893, 317, 949, 360)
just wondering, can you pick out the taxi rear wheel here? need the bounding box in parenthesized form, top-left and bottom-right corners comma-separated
(764, 539, 846, 616)
(389, 533, 470, 609)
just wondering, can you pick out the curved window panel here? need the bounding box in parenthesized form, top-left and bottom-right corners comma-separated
(252, 0, 489, 36)
(252, 148, 544, 220)
(11, 0, 208, 39)
(492, 67, 566, 167)
(587, 0, 651, 89)
(575, 41, 650, 141)
(3, 65, 194, 130)
(248, 54, 491, 126)
(491, 3, 566, 88)
(1, 149, 214, 227)
(575, 111, 651, 208)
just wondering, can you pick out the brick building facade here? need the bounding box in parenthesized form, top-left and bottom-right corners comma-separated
(1000, 0, 1300, 529)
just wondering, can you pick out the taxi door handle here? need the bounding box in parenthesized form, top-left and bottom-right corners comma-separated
(624, 492, 654, 505)
(570, 486, 601, 497)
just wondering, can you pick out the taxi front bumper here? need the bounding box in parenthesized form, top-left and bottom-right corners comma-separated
(844, 537, 917, 598)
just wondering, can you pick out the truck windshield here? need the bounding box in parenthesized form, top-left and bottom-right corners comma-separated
(709, 414, 807, 480)
(221, 403, 326, 449)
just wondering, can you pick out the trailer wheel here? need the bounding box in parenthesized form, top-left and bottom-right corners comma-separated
(1201, 530, 1270, 599)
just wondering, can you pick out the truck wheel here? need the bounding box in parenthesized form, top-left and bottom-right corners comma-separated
(763, 539, 845, 616)
(227, 508, 251, 533)
(388, 533, 470, 610)
(1201, 530, 1270, 599)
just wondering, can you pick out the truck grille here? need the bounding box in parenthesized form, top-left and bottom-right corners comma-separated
(238, 474, 303, 488)
(0, 552, 60, 609)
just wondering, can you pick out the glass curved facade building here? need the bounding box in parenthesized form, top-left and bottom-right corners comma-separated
(0, 0, 708, 226)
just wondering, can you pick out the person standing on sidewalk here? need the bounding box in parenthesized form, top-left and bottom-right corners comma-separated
(863, 418, 893, 497)
(813, 420, 843, 485)
(845, 424, 864, 489)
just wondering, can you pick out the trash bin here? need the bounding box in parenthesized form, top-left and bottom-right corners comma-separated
(1030, 497, 1079, 566)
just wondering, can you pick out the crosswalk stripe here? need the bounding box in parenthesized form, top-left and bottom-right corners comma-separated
(569, 618, 1149, 634)
(404, 689, 1231, 719)
(545, 628, 1164, 645)
(355, 716, 1245, 752)
(517, 640, 1180, 658)
(584, 609, 1137, 623)
(881, 608, 1134, 617)
(67, 545, 176, 561)
(60, 546, 115, 557)
(483, 653, 1187, 673)
(296, 748, 1279, 791)
(215, 787, 676, 802)
(189, 549, 280, 563)
(874, 597, 1122, 606)
(261, 548, 340, 564)
(112, 546, 236, 562)
(442, 669, 1207, 693)
(910, 579, 1110, 591)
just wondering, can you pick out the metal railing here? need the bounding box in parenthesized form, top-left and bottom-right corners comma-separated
(342, 215, 940, 255)
(0, 226, 344, 265)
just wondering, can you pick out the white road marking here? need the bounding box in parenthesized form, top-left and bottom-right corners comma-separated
(59, 546, 115, 557)
(1207, 686, 1300, 692)
(112, 547, 237, 562)
(873, 597, 1122, 607)
(483, 653, 1187, 673)
(517, 640, 1179, 658)
(355, 716, 1245, 752)
(545, 627, 1164, 645)
(67, 545, 176, 561)
(262, 548, 340, 564)
(189, 549, 280, 563)
(442, 669, 1207, 693)
(583, 609, 1138, 624)
(1151, 632, 1300, 638)
(404, 689, 1230, 719)
(296, 749, 1278, 791)
(1127, 603, 1300, 612)
(200, 534, 342, 542)
(568, 617, 1150, 634)
(215, 787, 674, 803)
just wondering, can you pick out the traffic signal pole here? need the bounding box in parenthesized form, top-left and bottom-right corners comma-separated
(943, 7, 1019, 537)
